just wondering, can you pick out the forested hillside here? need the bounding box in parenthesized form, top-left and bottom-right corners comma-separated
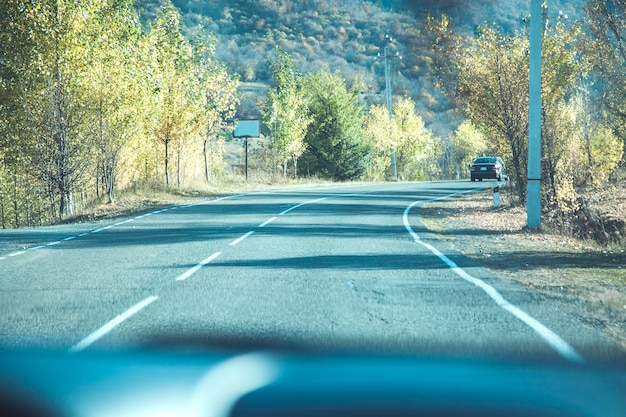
(138, 0, 584, 133)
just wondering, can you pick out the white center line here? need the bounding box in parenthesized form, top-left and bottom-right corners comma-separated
(176, 252, 222, 281)
(403, 194, 584, 364)
(259, 217, 277, 228)
(230, 231, 255, 246)
(68, 296, 158, 353)
(279, 197, 328, 215)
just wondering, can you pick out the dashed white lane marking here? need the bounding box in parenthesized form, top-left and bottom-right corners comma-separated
(279, 197, 329, 215)
(259, 217, 277, 228)
(63, 236, 76, 241)
(230, 231, 255, 246)
(402, 194, 584, 364)
(68, 296, 158, 353)
(30, 245, 46, 250)
(176, 252, 222, 281)
(45, 241, 61, 246)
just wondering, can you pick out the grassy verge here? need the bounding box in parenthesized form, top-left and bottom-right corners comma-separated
(62, 177, 337, 224)
(420, 186, 626, 350)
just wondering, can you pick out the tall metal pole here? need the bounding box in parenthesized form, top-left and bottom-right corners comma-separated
(244, 138, 249, 181)
(384, 46, 398, 180)
(378, 39, 399, 181)
(527, 0, 543, 229)
(384, 46, 393, 122)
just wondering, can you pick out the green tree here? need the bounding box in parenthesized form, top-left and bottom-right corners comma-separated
(264, 47, 310, 178)
(301, 70, 370, 180)
(365, 97, 436, 181)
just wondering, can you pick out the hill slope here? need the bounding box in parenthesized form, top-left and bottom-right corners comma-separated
(137, 0, 585, 135)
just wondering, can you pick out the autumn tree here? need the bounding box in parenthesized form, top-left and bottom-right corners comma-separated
(453, 24, 530, 200)
(192, 30, 239, 181)
(264, 47, 311, 178)
(538, 22, 583, 211)
(147, 3, 200, 187)
(81, 0, 143, 202)
(365, 97, 437, 181)
(585, 0, 626, 161)
(8, 0, 97, 220)
(445, 120, 488, 179)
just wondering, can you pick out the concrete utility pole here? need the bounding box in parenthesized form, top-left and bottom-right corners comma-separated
(377, 35, 401, 181)
(527, 0, 543, 229)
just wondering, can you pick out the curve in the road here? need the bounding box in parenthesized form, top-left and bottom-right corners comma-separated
(26, 183, 582, 363)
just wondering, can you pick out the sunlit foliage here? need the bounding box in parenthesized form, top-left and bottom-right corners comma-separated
(0, 0, 237, 226)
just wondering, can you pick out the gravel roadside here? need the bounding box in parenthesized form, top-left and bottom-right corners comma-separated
(420, 186, 626, 351)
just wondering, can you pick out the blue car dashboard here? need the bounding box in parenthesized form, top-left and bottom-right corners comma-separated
(1, 350, 625, 417)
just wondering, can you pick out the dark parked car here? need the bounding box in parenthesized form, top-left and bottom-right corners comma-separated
(470, 156, 505, 181)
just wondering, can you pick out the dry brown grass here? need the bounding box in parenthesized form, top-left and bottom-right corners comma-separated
(421, 186, 626, 350)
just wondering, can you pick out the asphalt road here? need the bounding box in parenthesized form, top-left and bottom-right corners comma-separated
(0, 182, 621, 363)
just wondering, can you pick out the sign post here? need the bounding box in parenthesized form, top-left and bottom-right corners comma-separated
(233, 120, 260, 181)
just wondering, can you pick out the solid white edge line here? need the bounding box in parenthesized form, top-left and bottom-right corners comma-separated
(8, 250, 26, 257)
(230, 231, 255, 246)
(176, 252, 222, 281)
(402, 195, 584, 364)
(68, 296, 158, 353)
(259, 217, 277, 228)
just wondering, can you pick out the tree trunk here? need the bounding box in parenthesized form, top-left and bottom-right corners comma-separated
(164, 136, 170, 187)
(13, 171, 19, 228)
(177, 147, 181, 188)
(204, 139, 209, 182)
(292, 154, 298, 179)
(104, 161, 115, 203)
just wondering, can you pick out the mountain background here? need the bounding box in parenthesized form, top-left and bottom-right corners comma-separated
(134, 0, 584, 137)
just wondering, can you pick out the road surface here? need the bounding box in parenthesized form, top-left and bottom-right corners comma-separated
(0, 182, 621, 362)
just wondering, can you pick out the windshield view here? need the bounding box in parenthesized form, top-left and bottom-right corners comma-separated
(1, 0, 625, 416)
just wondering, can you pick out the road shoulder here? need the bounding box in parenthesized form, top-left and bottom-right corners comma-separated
(419, 186, 626, 351)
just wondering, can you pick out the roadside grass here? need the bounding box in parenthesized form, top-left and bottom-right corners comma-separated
(62, 176, 336, 224)
(420, 185, 626, 350)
